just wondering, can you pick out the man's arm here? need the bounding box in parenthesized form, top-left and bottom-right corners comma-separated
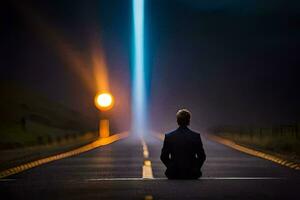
(195, 134, 206, 168)
(160, 135, 171, 167)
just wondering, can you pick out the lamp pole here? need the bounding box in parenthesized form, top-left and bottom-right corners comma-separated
(94, 92, 114, 138)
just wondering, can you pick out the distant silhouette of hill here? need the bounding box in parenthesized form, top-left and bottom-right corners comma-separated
(0, 81, 97, 149)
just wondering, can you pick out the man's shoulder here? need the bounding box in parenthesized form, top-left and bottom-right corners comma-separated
(189, 129, 201, 136)
(165, 128, 201, 138)
(165, 130, 177, 138)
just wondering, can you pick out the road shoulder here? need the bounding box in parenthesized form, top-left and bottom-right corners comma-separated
(205, 134, 300, 170)
(0, 132, 129, 179)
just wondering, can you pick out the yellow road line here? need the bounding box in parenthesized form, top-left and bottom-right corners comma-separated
(0, 132, 129, 179)
(141, 137, 153, 179)
(206, 134, 300, 170)
(142, 160, 153, 179)
(141, 138, 149, 158)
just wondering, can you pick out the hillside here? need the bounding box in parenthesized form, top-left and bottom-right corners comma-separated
(0, 81, 96, 149)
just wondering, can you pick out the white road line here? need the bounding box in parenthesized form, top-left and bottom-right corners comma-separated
(140, 137, 154, 179)
(85, 177, 285, 181)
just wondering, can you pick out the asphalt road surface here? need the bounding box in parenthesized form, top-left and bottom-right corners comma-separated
(1, 133, 299, 200)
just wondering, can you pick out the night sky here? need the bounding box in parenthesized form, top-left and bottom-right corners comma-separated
(1, 0, 300, 132)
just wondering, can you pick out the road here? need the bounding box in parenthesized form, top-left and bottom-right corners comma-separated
(0, 133, 299, 200)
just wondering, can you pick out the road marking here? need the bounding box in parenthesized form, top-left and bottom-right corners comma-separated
(0, 132, 129, 179)
(206, 134, 300, 170)
(141, 137, 154, 179)
(143, 160, 153, 179)
(85, 177, 285, 181)
(141, 139, 149, 158)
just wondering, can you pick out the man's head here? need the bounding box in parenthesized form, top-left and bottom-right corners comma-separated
(176, 109, 191, 127)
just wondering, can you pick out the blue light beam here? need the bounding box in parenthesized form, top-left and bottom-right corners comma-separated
(132, 0, 147, 135)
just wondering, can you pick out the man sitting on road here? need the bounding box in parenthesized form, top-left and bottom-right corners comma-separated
(160, 109, 206, 179)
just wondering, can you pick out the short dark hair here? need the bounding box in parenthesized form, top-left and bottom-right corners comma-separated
(176, 109, 191, 126)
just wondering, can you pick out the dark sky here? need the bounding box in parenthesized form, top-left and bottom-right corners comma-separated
(1, 0, 300, 132)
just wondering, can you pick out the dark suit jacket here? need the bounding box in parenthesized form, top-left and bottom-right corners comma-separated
(160, 126, 206, 179)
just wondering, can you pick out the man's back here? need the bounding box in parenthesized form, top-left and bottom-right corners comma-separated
(160, 126, 206, 179)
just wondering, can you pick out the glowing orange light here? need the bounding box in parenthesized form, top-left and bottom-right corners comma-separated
(95, 92, 114, 111)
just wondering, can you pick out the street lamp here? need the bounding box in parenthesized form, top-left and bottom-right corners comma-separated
(95, 92, 114, 138)
(95, 92, 114, 111)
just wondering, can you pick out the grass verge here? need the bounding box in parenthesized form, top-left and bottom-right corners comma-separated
(210, 127, 300, 163)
